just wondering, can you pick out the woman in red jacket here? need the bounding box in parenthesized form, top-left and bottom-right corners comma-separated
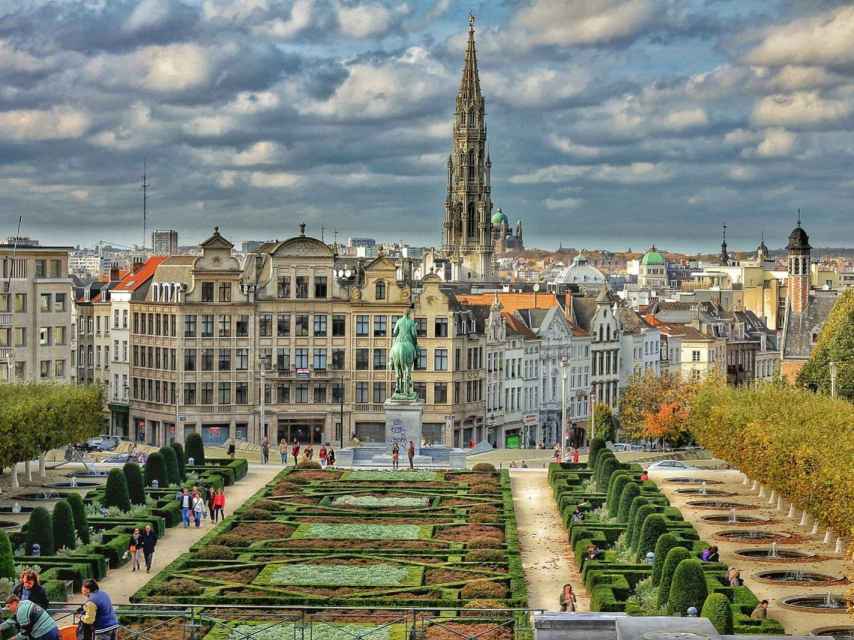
(211, 489, 226, 522)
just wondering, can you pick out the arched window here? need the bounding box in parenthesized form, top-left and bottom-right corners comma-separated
(375, 280, 386, 300)
(468, 111, 475, 127)
(468, 149, 475, 180)
(467, 202, 476, 238)
(606, 325, 611, 342)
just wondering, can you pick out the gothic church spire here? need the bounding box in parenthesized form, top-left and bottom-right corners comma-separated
(459, 14, 482, 102)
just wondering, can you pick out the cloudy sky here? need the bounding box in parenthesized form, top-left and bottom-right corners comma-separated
(1, 0, 853, 253)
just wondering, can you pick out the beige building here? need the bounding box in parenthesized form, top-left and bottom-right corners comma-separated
(1, 243, 73, 383)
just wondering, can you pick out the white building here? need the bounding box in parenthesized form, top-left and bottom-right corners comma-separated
(618, 307, 661, 386)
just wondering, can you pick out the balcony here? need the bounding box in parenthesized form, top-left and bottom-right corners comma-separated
(0, 314, 12, 327)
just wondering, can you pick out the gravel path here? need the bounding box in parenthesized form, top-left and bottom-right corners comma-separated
(510, 468, 588, 612)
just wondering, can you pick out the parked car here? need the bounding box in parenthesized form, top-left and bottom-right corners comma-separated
(646, 459, 697, 471)
(82, 435, 120, 451)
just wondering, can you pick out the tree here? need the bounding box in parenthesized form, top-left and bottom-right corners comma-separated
(0, 530, 15, 580)
(798, 289, 854, 400)
(620, 371, 697, 445)
(52, 500, 77, 551)
(636, 513, 668, 561)
(25, 507, 54, 556)
(652, 533, 685, 586)
(593, 403, 617, 442)
(104, 468, 131, 512)
(171, 441, 186, 479)
(160, 446, 181, 485)
(657, 546, 692, 608)
(185, 432, 205, 466)
(144, 451, 168, 487)
(123, 462, 146, 505)
(668, 558, 709, 615)
(701, 593, 734, 634)
(65, 492, 90, 545)
(616, 482, 641, 522)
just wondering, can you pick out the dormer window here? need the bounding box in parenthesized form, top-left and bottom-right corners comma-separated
(375, 280, 386, 300)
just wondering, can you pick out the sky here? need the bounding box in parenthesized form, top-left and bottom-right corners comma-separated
(1, 0, 853, 254)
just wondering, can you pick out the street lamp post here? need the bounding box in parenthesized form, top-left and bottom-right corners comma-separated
(258, 353, 271, 442)
(560, 358, 568, 458)
(339, 377, 344, 450)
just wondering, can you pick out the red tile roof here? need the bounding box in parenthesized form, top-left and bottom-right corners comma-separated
(456, 291, 558, 313)
(113, 256, 168, 292)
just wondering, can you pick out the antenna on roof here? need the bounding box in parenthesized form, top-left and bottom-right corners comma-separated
(5, 215, 22, 294)
(142, 159, 150, 251)
(797, 208, 801, 226)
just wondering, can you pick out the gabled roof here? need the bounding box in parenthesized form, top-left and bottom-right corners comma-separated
(200, 226, 234, 250)
(456, 291, 558, 313)
(782, 292, 837, 359)
(113, 256, 168, 292)
(503, 311, 537, 339)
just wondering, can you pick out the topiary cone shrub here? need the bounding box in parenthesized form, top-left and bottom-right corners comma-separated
(123, 462, 146, 505)
(607, 472, 632, 518)
(597, 456, 620, 492)
(636, 513, 668, 561)
(65, 492, 90, 545)
(171, 441, 186, 479)
(185, 432, 205, 466)
(471, 462, 496, 473)
(667, 558, 709, 615)
(652, 533, 684, 586)
(593, 450, 615, 484)
(588, 437, 606, 469)
(160, 446, 181, 485)
(25, 507, 54, 556)
(616, 482, 641, 522)
(629, 504, 657, 551)
(0, 530, 15, 580)
(657, 546, 692, 608)
(52, 500, 77, 551)
(144, 451, 168, 487)
(103, 468, 131, 512)
(701, 592, 734, 634)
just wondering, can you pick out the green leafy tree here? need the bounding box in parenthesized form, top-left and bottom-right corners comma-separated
(0, 530, 15, 580)
(103, 468, 131, 512)
(636, 513, 668, 561)
(652, 533, 685, 586)
(144, 451, 168, 487)
(65, 492, 90, 545)
(701, 593, 734, 634)
(656, 546, 692, 608)
(588, 437, 606, 469)
(616, 482, 641, 522)
(798, 289, 854, 400)
(160, 446, 181, 485)
(52, 500, 77, 551)
(25, 507, 54, 556)
(593, 403, 617, 442)
(123, 462, 146, 505)
(185, 432, 205, 466)
(668, 558, 709, 615)
(620, 371, 697, 446)
(171, 441, 186, 479)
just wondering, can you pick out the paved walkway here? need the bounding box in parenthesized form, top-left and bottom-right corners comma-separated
(69, 463, 282, 604)
(510, 469, 588, 612)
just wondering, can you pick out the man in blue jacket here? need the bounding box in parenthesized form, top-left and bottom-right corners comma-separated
(80, 580, 118, 640)
(0, 595, 58, 640)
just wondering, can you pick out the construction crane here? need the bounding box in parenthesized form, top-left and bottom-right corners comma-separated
(95, 240, 134, 258)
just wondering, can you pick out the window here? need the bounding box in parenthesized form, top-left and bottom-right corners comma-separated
(414, 382, 426, 402)
(13, 327, 25, 347)
(276, 384, 289, 404)
(219, 349, 231, 371)
(276, 348, 290, 371)
(372, 382, 386, 404)
(314, 276, 327, 298)
(201, 382, 214, 405)
(201, 282, 214, 302)
(455, 348, 462, 370)
(218, 315, 231, 337)
(39, 327, 50, 346)
(0, 328, 9, 347)
(277, 276, 290, 298)
(236, 383, 248, 404)
(236, 348, 248, 370)
(122, 310, 128, 328)
(236, 315, 249, 337)
(373, 348, 386, 370)
(218, 382, 231, 405)
(355, 382, 369, 403)
(55, 293, 66, 313)
(184, 315, 197, 337)
(0, 294, 7, 312)
(295, 384, 309, 403)
(40, 360, 50, 378)
(375, 280, 386, 300)
(313, 349, 327, 370)
(434, 382, 448, 403)
(434, 348, 448, 371)
(259, 313, 272, 337)
(313, 314, 327, 336)
(434, 317, 448, 337)
(355, 315, 369, 336)
(14, 293, 26, 313)
(692, 350, 701, 362)
(40, 293, 51, 312)
(113, 309, 119, 328)
(53, 326, 66, 345)
(295, 276, 308, 298)
(331, 349, 345, 370)
(35, 260, 46, 278)
(201, 349, 214, 371)
(219, 282, 231, 302)
(332, 315, 346, 337)
(184, 349, 197, 371)
(355, 348, 369, 370)
(295, 314, 309, 337)
(374, 315, 387, 337)
(314, 385, 327, 403)
(332, 382, 344, 403)
(415, 317, 427, 337)
(277, 313, 290, 336)
(295, 348, 308, 369)
(184, 383, 196, 405)
(415, 348, 427, 370)
(201, 315, 214, 338)
(50, 259, 61, 278)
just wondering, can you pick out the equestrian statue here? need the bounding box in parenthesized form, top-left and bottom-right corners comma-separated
(388, 307, 418, 401)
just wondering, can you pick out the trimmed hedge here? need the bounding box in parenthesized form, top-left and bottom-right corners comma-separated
(171, 441, 186, 479)
(651, 533, 684, 586)
(124, 462, 146, 505)
(628, 503, 656, 551)
(656, 546, 692, 608)
(701, 592, 734, 634)
(668, 558, 708, 615)
(53, 500, 77, 550)
(65, 492, 90, 545)
(144, 451, 168, 487)
(185, 432, 205, 466)
(606, 473, 633, 518)
(104, 468, 131, 512)
(596, 456, 620, 492)
(588, 437, 606, 469)
(635, 514, 668, 562)
(26, 507, 54, 555)
(616, 482, 641, 522)
(0, 530, 15, 580)
(161, 445, 181, 485)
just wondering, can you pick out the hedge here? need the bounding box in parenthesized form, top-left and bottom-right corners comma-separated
(26, 507, 54, 555)
(171, 441, 186, 479)
(65, 492, 90, 545)
(588, 437, 606, 469)
(616, 482, 641, 522)
(651, 533, 684, 586)
(701, 592, 734, 634)
(185, 432, 205, 466)
(161, 445, 181, 485)
(596, 456, 620, 492)
(104, 468, 131, 512)
(656, 546, 692, 609)
(53, 500, 77, 550)
(606, 473, 633, 518)
(668, 558, 708, 615)
(635, 514, 668, 562)
(123, 462, 146, 505)
(0, 530, 15, 580)
(628, 503, 656, 551)
(145, 451, 168, 487)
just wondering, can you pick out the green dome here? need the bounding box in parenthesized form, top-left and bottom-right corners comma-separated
(491, 208, 509, 225)
(641, 247, 665, 266)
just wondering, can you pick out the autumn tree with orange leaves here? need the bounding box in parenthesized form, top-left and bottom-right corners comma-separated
(619, 371, 698, 446)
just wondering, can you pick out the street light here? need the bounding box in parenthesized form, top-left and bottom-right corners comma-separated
(560, 357, 568, 458)
(338, 376, 344, 450)
(259, 353, 271, 442)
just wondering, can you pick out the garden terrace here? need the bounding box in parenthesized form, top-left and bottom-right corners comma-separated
(548, 447, 785, 635)
(133, 467, 529, 639)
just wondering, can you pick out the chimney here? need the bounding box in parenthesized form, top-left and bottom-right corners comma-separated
(110, 262, 120, 282)
(132, 257, 145, 273)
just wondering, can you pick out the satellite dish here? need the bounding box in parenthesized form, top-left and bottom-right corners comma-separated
(533, 283, 540, 292)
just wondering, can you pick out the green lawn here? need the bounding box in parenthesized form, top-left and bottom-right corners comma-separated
(342, 470, 440, 482)
(332, 495, 430, 508)
(206, 622, 407, 640)
(255, 563, 424, 587)
(290, 523, 432, 540)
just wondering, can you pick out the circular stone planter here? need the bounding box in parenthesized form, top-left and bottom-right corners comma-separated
(0, 505, 35, 514)
(734, 547, 818, 563)
(66, 471, 110, 478)
(45, 481, 100, 488)
(811, 626, 854, 638)
(701, 514, 771, 526)
(753, 570, 848, 587)
(715, 530, 798, 544)
(664, 477, 724, 485)
(779, 593, 847, 613)
(674, 488, 737, 497)
(13, 491, 65, 501)
(686, 500, 754, 510)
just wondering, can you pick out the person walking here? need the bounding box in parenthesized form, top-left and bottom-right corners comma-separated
(304, 445, 314, 462)
(191, 490, 205, 528)
(212, 488, 226, 522)
(12, 570, 49, 610)
(407, 441, 415, 470)
(128, 528, 144, 572)
(292, 440, 300, 463)
(391, 443, 400, 470)
(279, 438, 289, 465)
(319, 444, 328, 469)
(260, 437, 270, 464)
(553, 444, 561, 463)
(560, 584, 577, 612)
(327, 445, 335, 467)
(140, 524, 157, 573)
(80, 580, 118, 640)
(179, 488, 191, 527)
(1, 595, 58, 640)
(571, 447, 580, 464)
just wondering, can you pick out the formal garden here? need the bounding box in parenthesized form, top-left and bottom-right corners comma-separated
(549, 438, 786, 635)
(131, 463, 530, 640)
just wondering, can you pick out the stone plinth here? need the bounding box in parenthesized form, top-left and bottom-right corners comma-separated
(384, 399, 424, 454)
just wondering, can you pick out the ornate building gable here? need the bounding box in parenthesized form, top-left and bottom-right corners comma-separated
(361, 255, 407, 304)
(194, 227, 242, 273)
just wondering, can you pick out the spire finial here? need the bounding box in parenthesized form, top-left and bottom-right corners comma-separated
(722, 223, 727, 243)
(468, 12, 475, 32)
(797, 208, 801, 226)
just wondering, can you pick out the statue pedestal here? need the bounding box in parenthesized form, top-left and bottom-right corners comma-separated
(384, 399, 424, 454)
